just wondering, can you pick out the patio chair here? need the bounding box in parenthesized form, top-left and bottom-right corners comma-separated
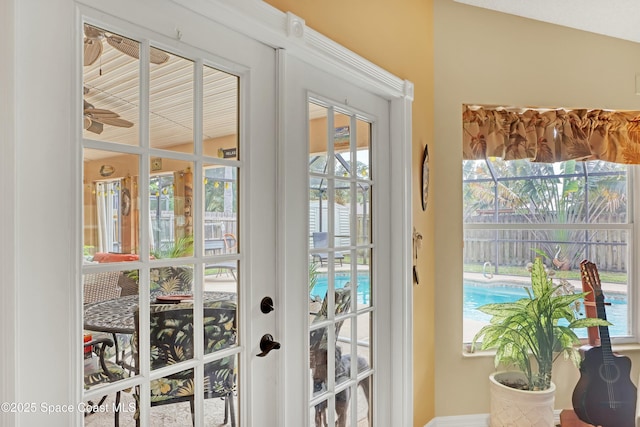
(206, 233, 238, 280)
(312, 232, 344, 267)
(84, 271, 122, 304)
(84, 271, 129, 365)
(83, 336, 127, 426)
(131, 300, 237, 427)
(223, 233, 237, 253)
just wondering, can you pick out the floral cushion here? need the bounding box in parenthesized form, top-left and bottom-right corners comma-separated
(149, 266, 193, 296)
(133, 300, 237, 405)
(84, 360, 126, 389)
(83, 337, 127, 389)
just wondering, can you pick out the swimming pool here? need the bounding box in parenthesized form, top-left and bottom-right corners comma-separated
(311, 273, 371, 304)
(464, 281, 629, 337)
(311, 275, 629, 337)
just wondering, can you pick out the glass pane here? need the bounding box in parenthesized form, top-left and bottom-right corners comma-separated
(150, 51, 194, 153)
(204, 260, 238, 293)
(84, 149, 140, 262)
(310, 398, 332, 427)
(463, 228, 629, 340)
(310, 155, 329, 175)
(149, 264, 193, 298)
(203, 165, 238, 256)
(357, 185, 371, 245)
(333, 111, 350, 175)
(356, 313, 372, 370)
(310, 326, 329, 399)
(356, 249, 372, 308)
(204, 355, 238, 425)
(149, 159, 194, 259)
(334, 179, 352, 248)
(81, 385, 138, 425)
(336, 320, 352, 387)
(310, 103, 329, 163)
(203, 66, 239, 159)
(149, 368, 194, 423)
(83, 267, 139, 390)
(83, 306, 136, 389)
(203, 296, 238, 355)
(357, 376, 373, 426)
(355, 119, 371, 179)
(83, 24, 139, 146)
(148, 301, 195, 370)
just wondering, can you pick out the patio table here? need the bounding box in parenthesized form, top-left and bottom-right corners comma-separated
(84, 292, 236, 335)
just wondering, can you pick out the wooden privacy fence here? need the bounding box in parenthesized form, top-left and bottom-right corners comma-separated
(464, 214, 628, 272)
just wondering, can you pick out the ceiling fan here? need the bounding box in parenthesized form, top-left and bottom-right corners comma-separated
(84, 99, 134, 134)
(84, 24, 170, 66)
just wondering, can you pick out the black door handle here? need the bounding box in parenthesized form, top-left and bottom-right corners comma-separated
(260, 296, 274, 314)
(257, 334, 281, 357)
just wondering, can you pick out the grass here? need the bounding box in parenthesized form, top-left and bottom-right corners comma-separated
(464, 263, 628, 284)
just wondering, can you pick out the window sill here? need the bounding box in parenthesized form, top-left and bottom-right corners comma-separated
(462, 342, 640, 359)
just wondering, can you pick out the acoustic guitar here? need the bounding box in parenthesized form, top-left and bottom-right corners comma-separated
(571, 260, 637, 427)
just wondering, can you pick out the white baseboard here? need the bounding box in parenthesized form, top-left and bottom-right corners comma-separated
(425, 414, 489, 427)
(425, 411, 561, 427)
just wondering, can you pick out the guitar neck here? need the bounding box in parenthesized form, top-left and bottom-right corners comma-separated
(595, 297, 614, 360)
(583, 260, 614, 361)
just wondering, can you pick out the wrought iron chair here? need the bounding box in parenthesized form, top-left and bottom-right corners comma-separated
(83, 336, 127, 426)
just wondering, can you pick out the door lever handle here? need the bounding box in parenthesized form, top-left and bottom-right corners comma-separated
(257, 334, 281, 357)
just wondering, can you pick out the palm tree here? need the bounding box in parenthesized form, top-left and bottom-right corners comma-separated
(463, 158, 627, 271)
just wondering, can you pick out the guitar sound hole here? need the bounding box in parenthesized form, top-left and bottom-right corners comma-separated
(598, 363, 621, 384)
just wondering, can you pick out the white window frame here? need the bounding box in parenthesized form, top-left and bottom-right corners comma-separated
(462, 158, 638, 345)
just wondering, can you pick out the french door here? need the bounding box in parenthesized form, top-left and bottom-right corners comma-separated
(279, 53, 393, 427)
(77, 3, 402, 427)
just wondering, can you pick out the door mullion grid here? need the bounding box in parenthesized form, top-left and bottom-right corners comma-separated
(137, 36, 152, 425)
(192, 57, 205, 427)
(348, 112, 360, 427)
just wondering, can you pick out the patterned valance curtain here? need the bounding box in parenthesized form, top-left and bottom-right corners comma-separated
(462, 106, 640, 164)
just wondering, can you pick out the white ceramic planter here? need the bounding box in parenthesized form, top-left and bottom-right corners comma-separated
(489, 371, 556, 427)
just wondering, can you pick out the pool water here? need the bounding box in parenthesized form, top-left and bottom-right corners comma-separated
(464, 282, 629, 337)
(310, 275, 629, 337)
(311, 273, 371, 305)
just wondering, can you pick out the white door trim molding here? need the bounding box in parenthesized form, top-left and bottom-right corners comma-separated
(171, 0, 413, 100)
(1, 0, 17, 425)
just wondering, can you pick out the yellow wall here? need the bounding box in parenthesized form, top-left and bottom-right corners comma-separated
(262, 1, 435, 425)
(434, 0, 640, 417)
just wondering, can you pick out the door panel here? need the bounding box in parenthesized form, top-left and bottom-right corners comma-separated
(80, 11, 276, 426)
(282, 54, 392, 427)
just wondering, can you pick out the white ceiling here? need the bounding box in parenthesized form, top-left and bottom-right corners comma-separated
(83, 24, 239, 157)
(455, 0, 640, 44)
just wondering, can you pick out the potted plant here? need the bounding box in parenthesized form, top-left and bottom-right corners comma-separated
(472, 257, 609, 427)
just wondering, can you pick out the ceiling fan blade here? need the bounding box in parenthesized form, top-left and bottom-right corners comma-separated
(106, 35, 170, 65)
(84, 37, 103, 66)
(149, 47, 171, 65)
(85, 108, 120, 118)
(84, 24, 104, 39)
(93, 117, 134, 128)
